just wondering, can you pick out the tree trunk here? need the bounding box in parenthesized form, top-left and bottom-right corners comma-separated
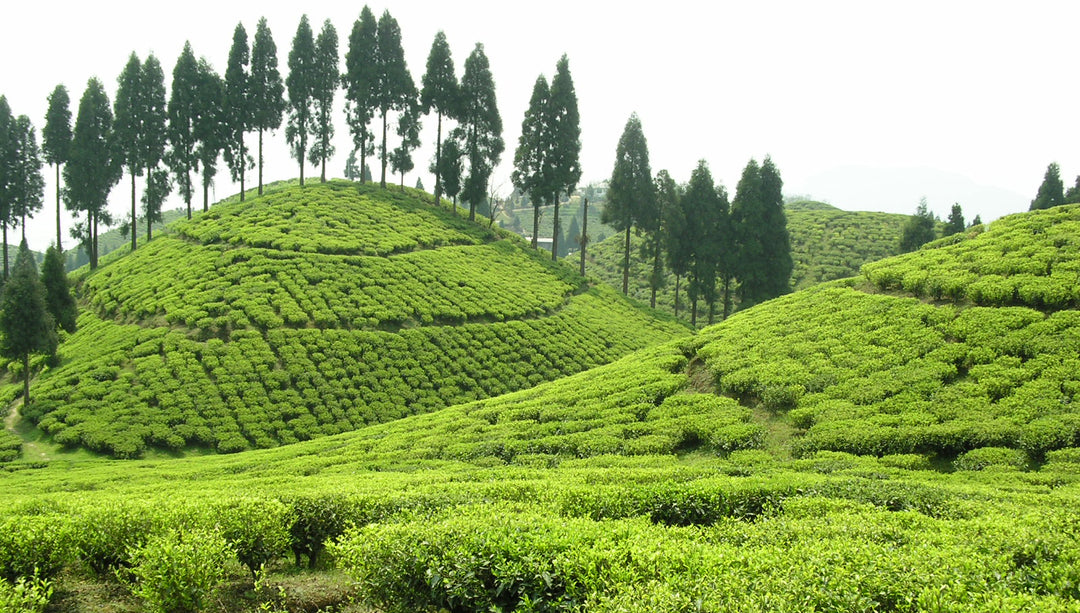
(723, 275, 733, 320)
(532, 203, 540, 249)
(23, 354, 30, 403)
(2, 225, 8, 280)
(203, 179, 209, 212)
(359, 135, 367, 185)
(147, 213, 153, 242)
(240, 131, 246, 202)
(55, 163, 62, 251)
(258, 128, 264, 196)
(299, 142, 306, 187)
(380, 109, 388, 189)
(708, 300, 715, 325)
(650, 241, 661, 309)
(131, 172, 137, 252)
(433, 112, 443, 206)
(91, 212, 98, 269)
(674, 275, 681, 318)
(691, 298, 698, 327)
(622, 226, 631, 295)
(579, 198, 588, 277)
(552, 193, 560, 261)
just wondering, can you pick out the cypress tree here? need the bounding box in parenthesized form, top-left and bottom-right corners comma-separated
(65, 78, 120, 269)
(309, 19, 338, 182)
(140, 55, 169, 240)
(0, 241, 57, 403)
(0, 97, 12, 277)
(900, 197, 937, 252)
(194, 59, 224, 211)
(732, 156, 791, 309)
(421, 31, 459, 208)
(224, 23, 253, 201)
(10, 116, 45, 242)
(250, 17, 285, 196)
(374, 10, 414, 190)
(40, 244, 77, 334)
(547, 55, 581, 262)
(1030, 162, 1064, 210)
(435, 135, 464, 214)
(43, 85, 72, 251)
(168, 42, 200, 219)
(114, 52, 144, 251)
(566, 215, 580, 257)
(649, 170, 678, 310)
(512, 75, 552, 249)
(286, 15, 316, 186)
(344, 6, 378, 185)
(682, 160, 723, 326)
(601, 113, 656, 295)
(455, 43, 503, 222)
(943, 203, 965, 236)
(390, 100, 421, 189)
(663, 173, 690, 318)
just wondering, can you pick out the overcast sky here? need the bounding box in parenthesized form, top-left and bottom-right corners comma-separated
(3, 0, 1079, 252)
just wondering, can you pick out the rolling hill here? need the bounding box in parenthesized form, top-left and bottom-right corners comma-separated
(11, 180, 687, 458)
(3, 203, 1080, 611)
(586, 200, 909, 319)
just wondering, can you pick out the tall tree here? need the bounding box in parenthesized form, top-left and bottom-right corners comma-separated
(65, 78, 120, 269)
(0, 241, 57, 402)
(566, 214, 580, 258)
(390, 100, 421, 189)
(732, 156, 791, 309)
(374, 10, 415, 189)
(900, 197, 937, 253)
(511, 75, 552, 249)
(43, 85, 72, 251)
(309, 19, 338, 182)
(579, 197, 589, 276)
(40, 244, 77, 334)
(421, 31, 459, 207)
(194, 59, 224, 211)
(0, 96, 12, 276)
(649, 170, 678, 309)
(682, 160, 724, 326)
(455, 43, 503, 222)
(10, 116, 45, 241)
(168, 42, 200, 219)
(114, 52, 145, 251)
(547, 55, 581, 262)
(344, 147, 361, 180)
(286, 14, 317, 186)
(602, 113, 656, 295)
(1065, 176, 1080, 204)
(434, 135, 464, 214)
(943, 202, 965, 236)
(344, 6, 378, 185)
(1030, 162, 1064, 210)
(663, 173, 690, 318)
(140, 55, 169, 240)
(223, 22, 253, 202)
(250, 17, 286, 196)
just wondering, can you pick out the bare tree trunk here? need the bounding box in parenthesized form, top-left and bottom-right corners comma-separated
(258, 128, 265, 196)
(55, 163, 62, 251)
(433, 112, 443, 206)
(240, 131, 246, 201)
(380, 110, 388, 189)
(674, 275, 681, 318)
(579, 198, 588, 277)
(131, 172, 137, 252)
(552, 193, 560, 261)
(622, 226, 631, 295)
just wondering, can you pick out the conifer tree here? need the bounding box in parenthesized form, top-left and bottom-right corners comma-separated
(344, 6, 378, 185)
(286, 15, 316, 186)
(374, 10, 415, 189)
(114, 52, 145, 251)
(422, 31, 459, 207)
(0, 241, 56, 403)
(649, 170, 678, 309)
(455, 43, 503, 222)
(309, 19, 338, 182)
(943, 203, 965, 236)
(732, 156, 791, 309)
(435, 135, 464, 214)
(168, 42, 200, 219)
(194, 59, 224, 211)
(566, 215, 580, 257)
(250, 17, 285, 196)
(344, 147, 361, 180)
(682, 160, 723, 326)
(602, 113, 656, 295)
(512, 75, 552, 249)
(10, 116, 45, 242)
(65, 78, 120, 269)
(140, 55, 169, 240)
(547, 55, 581, 262)
(0, 96, 13, 276)
(40, 244, 76, 334)
(900, 197, 937, 252)
(224, 23, 253, 201)
(390, 100, 421, 189)
(1030, 162, 1064, 210)
(1066, 176, 1080, 204)
(663, 173, 690, 318)
(43, 85, 72, 251)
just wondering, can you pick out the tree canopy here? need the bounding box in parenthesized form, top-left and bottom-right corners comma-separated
(421, 30, 459, 207)
(65, 78, 120, 269)
(43, 84, 72, 250)
(344, 6, 379, 185)
(223, 22, 253, 200)
(0, 241, 57, 402)
(455, 43, 503, 222)
(286, 14, 317, 186)
(309, 19, 339, 182)
(602, 113, 656, 295)
(1030, 162, 1065, 210)
(900, 197, 937, 253)
(250, 17, 285, 195)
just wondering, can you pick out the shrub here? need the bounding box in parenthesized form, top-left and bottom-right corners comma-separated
(286, 495, 360, 569)
(0, 430, 21, 463)
(0, 576, 52, 613)
(217, 498, 293, 578)
(0, 515, 74, 581)
(74, 503, 163, 577)
(125, 527, 233, 613)
(954, 447, 1029, 471)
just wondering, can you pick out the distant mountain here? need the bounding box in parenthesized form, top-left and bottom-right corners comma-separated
(796, 165, 1027, 222)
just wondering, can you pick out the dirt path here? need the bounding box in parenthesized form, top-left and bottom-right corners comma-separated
(4, 396, 51, 462)
(2, 396, 19, 431)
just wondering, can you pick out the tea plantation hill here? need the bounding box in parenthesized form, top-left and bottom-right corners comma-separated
(588, 199, 908, 318)
(12, 180, 687, 458)
(4, 203, 1080, 611)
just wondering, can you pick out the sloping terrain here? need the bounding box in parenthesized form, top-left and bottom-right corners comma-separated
(587, 200, 907, 317)
(16, 180, 687, 457)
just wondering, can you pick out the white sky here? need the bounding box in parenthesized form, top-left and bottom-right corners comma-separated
(2, 0, 1079, 252)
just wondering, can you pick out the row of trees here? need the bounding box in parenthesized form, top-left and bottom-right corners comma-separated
(899, 199, 978, 253)
(12, 7, 509, 272)
(601, 114, 793, 325)
(1030, 162, 1080, 211)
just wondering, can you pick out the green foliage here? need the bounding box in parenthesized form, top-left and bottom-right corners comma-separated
(250, 17, 286, 195)
(454, 43, 503, 220)
(1031, 162, 1065, 210)
(0, 242, 57, 400)
(603, 113, 656, 295)
(65, 78, 121, 268)
(125, 527, 233, 613)
(285, 495, 358, 569)
(0, 514, 73, 581)
(732, 156, 792, 308)
(900, 197, 937, 252)
(954, 446, 1028, 471)
(74, 502, 163, 576)
(40, 245, 76, 333)
(0, 576, 52, 613)
(308, 19, 338, 181)
(0, 430, 21, 463)
(217, 498, 292, 577)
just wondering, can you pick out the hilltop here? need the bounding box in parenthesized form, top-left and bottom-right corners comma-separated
(8, 180, 687, 458)
(586, 200, 908, 317)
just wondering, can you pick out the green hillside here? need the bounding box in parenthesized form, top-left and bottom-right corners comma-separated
(2, 204, 1080, 611)
(587, 200, 907, 319)
(12, 180, 687, 458)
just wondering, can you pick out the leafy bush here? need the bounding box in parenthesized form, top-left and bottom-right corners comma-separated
(0, 515, 74, 581)
(125, 527, 233, 613)
(74, 502, 164, 576)
(0, 576, 52, 613)
(955, 447, 1029, 471)
(217, 498, 293, 577)
(0, 430, 21, 463)
(286, 495, 361, 569)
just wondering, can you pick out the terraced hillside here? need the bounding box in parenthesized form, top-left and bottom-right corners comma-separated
(587, 200, 907, 318)
(15, 180, 687, 457)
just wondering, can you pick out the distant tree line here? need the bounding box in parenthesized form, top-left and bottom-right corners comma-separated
(0, 6, 507, 271)
(1031, 161, 1080, 211)
(596, 114, 794, 326)
(899, 198, 978, 253)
